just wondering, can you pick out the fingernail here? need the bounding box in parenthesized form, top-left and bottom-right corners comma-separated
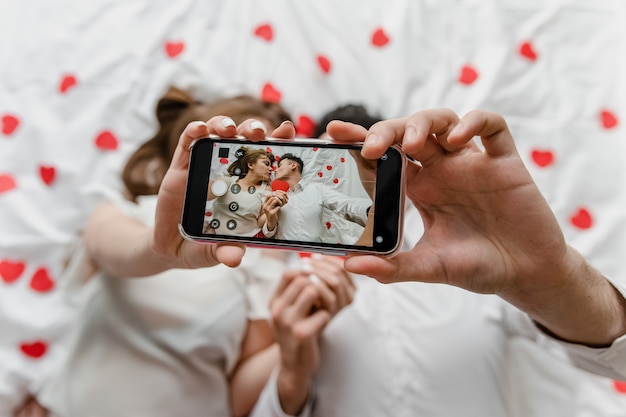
(279, 120, 293, 127)
(365, 133, 382, 146)
(309, 274, 321, 285)
(192, 121, 207, 129)
(405, 125, 417, 143)
(221, 117, 236, 128)
(251, 120, 267, 133)
(300, 259, 313, 272)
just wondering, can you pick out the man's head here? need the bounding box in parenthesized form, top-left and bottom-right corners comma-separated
(275, 153, 304, 181)
(313, 104, 382, 138)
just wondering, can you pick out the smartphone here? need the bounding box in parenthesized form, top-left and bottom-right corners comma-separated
(180, 136, 406, 256)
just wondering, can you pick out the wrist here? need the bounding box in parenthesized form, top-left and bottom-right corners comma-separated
(276, 367, 311, 416)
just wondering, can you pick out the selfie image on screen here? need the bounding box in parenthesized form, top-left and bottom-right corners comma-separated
(202, 142, 375, 246)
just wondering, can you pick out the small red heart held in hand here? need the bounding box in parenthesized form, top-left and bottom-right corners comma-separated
(272, 180, 290, 192)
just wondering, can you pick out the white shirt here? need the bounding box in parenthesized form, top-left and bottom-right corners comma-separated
(208, 176, 271, 237)
(251, 206, 626, 417)
(275, 181, 370, 243)
(40, 194, 284, 417)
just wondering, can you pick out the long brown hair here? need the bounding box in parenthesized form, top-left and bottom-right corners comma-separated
(227, 147, 275, 179)
(122, 87, 292, 200)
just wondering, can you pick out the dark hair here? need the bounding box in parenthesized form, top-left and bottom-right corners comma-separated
(312, 103, 382, 138)
(227, 147, 274, 178)
(279, 153, 304, 174)
(122, 87, 292, 200)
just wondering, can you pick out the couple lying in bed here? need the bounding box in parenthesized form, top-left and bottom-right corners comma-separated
(206, 145, 370, 243)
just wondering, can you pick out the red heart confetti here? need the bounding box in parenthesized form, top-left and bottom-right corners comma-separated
(261, 83, 282, 103)
(39, 165, 56, 186)
(254, 23, 273, 41)
(312, 147, 319, 152)
(530, 149, 554, 167)
(0, 174, 17, 194)
(296, 114, 316, 137)
(600, 110, 618, 129)
(333, 178, 339, 184)
(29, 267, 55, 293)
(205, 211, 213, 217)
(371, 27, 390, 47)
(165, 41, 185, 58)
(20, 341, 48, 359)
(318, 172, 323, 178)
(326, 165, 333, 171)
(59, 74, 78, 94)
(2, 114, 20, 135)
(614, 380, 626, 394)
(325, 222, 332, 229)
(219, 157, 229, 164)
(0, 259, 25, 284)
(340, 157, 345, 163)
(570, 208, 592, 230)
(95, 130, 119, 151)
(519, 41, 538, 61)
(317, 55, 331, 74)
(459, 65, 479, 85)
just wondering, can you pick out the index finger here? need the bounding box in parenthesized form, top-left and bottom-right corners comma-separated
(448, 110, 517, 158)
(169, 121, 211, 171)
(361, 109, 460, 159)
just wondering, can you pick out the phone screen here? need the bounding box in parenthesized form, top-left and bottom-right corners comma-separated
(181, 137, 405, 255)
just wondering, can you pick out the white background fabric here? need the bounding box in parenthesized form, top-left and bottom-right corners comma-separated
(1, 0, 626, 414)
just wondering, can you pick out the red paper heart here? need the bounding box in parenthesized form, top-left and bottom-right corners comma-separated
(20, 341, 47, 359)
(371, 28, 390, 47)
(312, 147, 319, 152)
(340, 157, 345, 163)
(600, 110, 618, 129)
(205, 211, 213, 217)
(261, 83, 282, 103)
(59, 74, 77, 93)
(39, 165, 56, 185)
(570, 208, 592, 230)
(2, 114, 19, 135)
(0, 174, 17, 194)
(219, 157, 229, 164)
(530, 149, 554, 167)
(317, 55, 331, 74)
(333, 178, 339, 184)
(165, 41, 185, 58)
(459, 65, 479, 85)
(95, 130, 119, 151)
(0, 259, 25, 284)
(272, 179, 290, 192)
(325, 222, 332, 229)
(254, 23, 273, 41)
(318, 172, 323, 178)
(296, 114, 315, 137)
(614, 380, 626, 394)
(519, 41, 538, 61)
(326, 165, 333, 171)
(29, 267, 55, 293)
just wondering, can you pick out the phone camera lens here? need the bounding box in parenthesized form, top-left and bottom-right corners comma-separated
(375, 236, 383, 243)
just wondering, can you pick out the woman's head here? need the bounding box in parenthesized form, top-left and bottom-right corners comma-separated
(122, 87, 292, 199)
(227, 147, 274, 181)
